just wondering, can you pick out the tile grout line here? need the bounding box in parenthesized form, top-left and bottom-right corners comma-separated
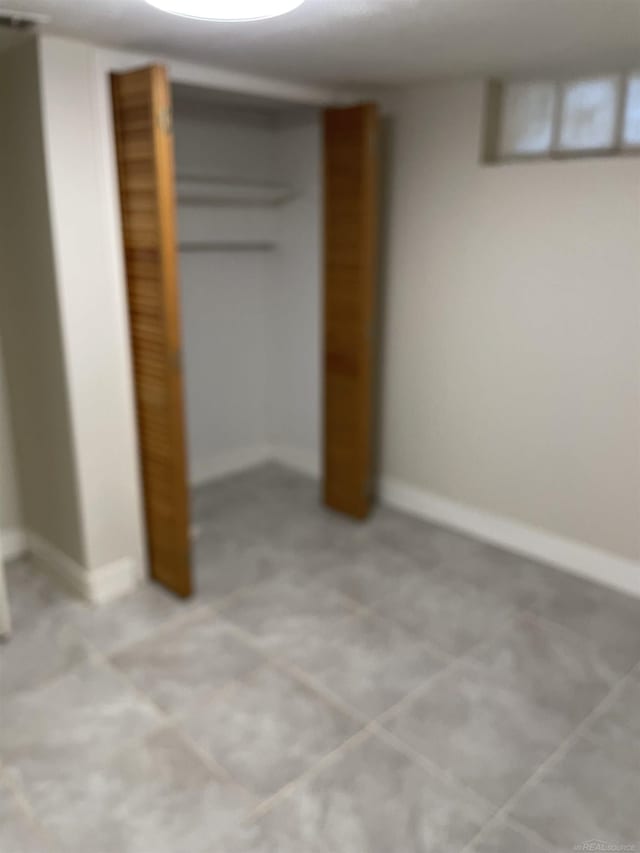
(148, 523, 474, 801)
(463, 809, 559, 853)
(94, 650, 260, 806)
(458, 661, 640, 853)
(216, 619, 372, 726)
(368, 610, 640, 852)
(0, 761, 42, 823)
(75, 557, 319, 664)
(103, 599, 217, 658)
(9, 602, 635, 853)
(6, 587, 255, 803)
(521, 604, 640, 678)
(500, 814, 561, 852)
(2, 571, 374, 831)
(0, 718, 174, 850)
(368, 723, 499, 817)
(336, 596, 457, 665)
(0, 768, 67, 852)
(95, 571, 281, 661)
(229, 614, 524, 824)
(200, 620, 457, 821)
(389, 590, 640, 849)
(373, 609, 524, 728)
(101, 557, 329, 659)
(367, 606, 640, 842)
(130, 600, 473, 823)
(578, 659, 640, 751)
(0, 604, 181, 839)
(304, 549, 517, 665)
(68, 551, 349, 667)
(220, 603, 513, 732)
(219, 576, 525, 734)
(169, 662, 268, 724)
(248, 726, 375, 820)
(157, 523, 640, 832)
(170, 724, 260, 809)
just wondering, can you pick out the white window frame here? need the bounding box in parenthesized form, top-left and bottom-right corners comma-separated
(490, 71, 640, 164)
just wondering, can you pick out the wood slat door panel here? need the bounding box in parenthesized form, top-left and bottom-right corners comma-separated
(111, 65, 192, 597)
(323, 103, 379, 520)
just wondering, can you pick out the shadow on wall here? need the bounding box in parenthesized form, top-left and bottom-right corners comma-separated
(373, 111, 395, 498)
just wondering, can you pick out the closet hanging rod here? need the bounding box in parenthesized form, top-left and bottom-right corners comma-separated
(178, 241, 276, 253)
(177, 173, 287, 187)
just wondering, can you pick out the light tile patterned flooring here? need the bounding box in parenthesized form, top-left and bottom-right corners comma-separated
(1, 464, 640, 852)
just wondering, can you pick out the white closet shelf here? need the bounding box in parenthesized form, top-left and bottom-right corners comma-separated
(179, 241, 276, 252)
(177, 175, 296, 207)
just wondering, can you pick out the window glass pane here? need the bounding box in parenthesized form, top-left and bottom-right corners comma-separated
(623, 73, 640, 146)
(558, 77, 618, 151)
(499, 82, 555, 156)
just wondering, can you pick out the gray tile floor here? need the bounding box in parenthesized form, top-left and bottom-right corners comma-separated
(1, 463, 640, 852)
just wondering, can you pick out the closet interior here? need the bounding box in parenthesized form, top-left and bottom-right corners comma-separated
(171, 83, 323, 532)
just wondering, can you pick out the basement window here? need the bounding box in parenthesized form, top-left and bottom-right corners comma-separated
(624, 74, 640, 145)
(487, 72, 640, 162)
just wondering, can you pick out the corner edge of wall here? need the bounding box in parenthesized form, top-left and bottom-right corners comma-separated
(27, 532, 139, 605)
(1, 528, 29, 562)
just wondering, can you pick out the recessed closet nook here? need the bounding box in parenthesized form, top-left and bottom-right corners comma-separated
(174, 87, 321, 499)
(111, 67, 379, 597)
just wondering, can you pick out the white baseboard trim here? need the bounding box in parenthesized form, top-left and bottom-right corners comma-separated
(1, 528, 28, 561)
(380, 478, 640, 600)
(187, 447, 640, 600)
(189, 445, 271, 487)
(28, 533, 138, 605)
(270, 445, 320, 479)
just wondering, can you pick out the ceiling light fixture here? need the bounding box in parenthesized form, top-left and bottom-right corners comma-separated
(144, 0, 305, 21)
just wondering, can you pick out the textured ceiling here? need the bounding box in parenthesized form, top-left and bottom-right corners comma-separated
(4, 0, 640, 86)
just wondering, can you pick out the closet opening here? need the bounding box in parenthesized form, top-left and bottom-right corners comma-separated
(175, 82, 325, 599)
(111, 67, 379, 598)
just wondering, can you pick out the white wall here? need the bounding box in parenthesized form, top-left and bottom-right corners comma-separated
(267, 114, 322, 470)
(379, 80, 640, 564)
(173, 100, 279, 482)
(179, 250, 271, 481)
(173, 103, 278, 180)
(0, 36, 25, 552)
(0, 349, 23, 543)
(0, 37, 85, 566)
(36, 36, 146, 582)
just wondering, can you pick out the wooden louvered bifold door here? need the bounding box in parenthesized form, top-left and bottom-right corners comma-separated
(323, 103, 380, 520)
(111, 65, 192, 597)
